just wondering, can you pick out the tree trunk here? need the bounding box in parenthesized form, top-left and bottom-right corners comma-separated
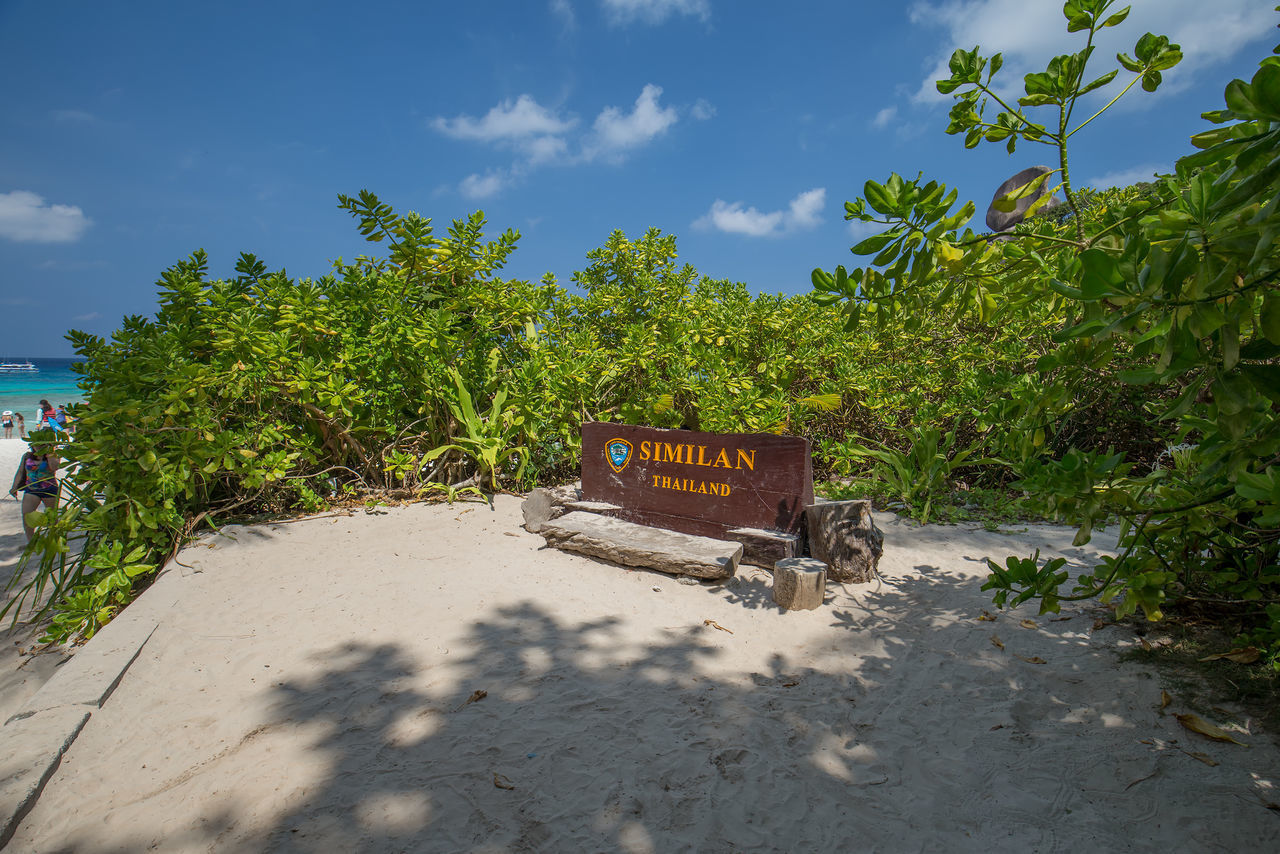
(772, 558, 827, 611)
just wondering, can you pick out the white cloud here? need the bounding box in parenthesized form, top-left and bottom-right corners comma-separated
(601, 0, 710, 26)
(0, 191, 91, 243)
(691, 98, 717, 120)
(909, 0, 1275, 105)
(550, 0, 576, 30)
(696, 201, 783, 237)
(524, 135, 570, 164)
(1084, 162, 1168, 190)
(459, 171, 509, 200)
(694, 188, 826, 238)
(432, 95, 578, 183)
(432, 95, 575, 142)
(585, 84, 678, 160)
(847, 218, 882, 242)
(787, 188, 825, 229)
(436, 85, 689, 199)
(872, 106, 898, 129)
(72, 312, 100, 323)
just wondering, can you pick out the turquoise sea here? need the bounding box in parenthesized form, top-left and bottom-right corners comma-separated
(0, 358, 85, 420)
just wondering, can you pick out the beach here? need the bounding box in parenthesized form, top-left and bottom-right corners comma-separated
(1, 489, 1277, 851)
(0, 437, 72, 728)
(0, 359, 83, 423)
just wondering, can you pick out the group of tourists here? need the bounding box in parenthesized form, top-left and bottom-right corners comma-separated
(1, 399, 72, 440)
(1, 409, 22, 439)
(6, 400, 74, 541)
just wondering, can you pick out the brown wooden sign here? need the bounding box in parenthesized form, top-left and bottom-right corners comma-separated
(580, 422, 813, 540)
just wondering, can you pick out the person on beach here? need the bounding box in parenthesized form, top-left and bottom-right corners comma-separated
(1, 411, 12, 440)
(9, 432, 60, 541)
(37, 399, 63, 435)
(15, 412, 26, 439)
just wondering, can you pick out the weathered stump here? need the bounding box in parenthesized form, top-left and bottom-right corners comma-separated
(521, 483, 581, 533)
(805, 499, 883, 583)
(773, 557, 827, 611)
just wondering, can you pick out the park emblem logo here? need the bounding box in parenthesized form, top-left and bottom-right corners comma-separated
(605, 438, 633, 473)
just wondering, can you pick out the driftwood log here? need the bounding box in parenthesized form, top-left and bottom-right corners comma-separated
(772, 558, 827, 611)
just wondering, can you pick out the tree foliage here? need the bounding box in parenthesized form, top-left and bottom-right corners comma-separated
(8, 210, 1068, 642)
(814, 1, 1280, 659)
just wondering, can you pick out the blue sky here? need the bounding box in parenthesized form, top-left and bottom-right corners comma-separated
(1, 0, 1275, 357)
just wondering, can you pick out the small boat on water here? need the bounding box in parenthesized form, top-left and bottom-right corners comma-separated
(0, 360, 38, 373)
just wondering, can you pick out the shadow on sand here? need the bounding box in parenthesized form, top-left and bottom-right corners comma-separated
(31, 546, 1280, 852)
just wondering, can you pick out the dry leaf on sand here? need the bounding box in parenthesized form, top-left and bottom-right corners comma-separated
(1198, 647, 1261, 664)
(1187, 751, 1219, 766)
(977, 610, 997, 622)
(1160, 690, 1172, 710)
(1139, 637, 1153, 652)
(1019, 619, 1038, 629)
(990, 635, 1005, 651)
(455, 689, 488, 711)
(704, 619, 733, 634)
(1016, 655, 1047, 664)
(1092, 619, 1106, 631)
(493, 773, 516, 790)
(1175, 713, 1248, 746)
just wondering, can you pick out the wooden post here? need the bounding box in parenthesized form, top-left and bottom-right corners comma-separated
(772, 557, 827, 611)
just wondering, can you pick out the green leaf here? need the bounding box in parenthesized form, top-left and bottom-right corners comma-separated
(1077, 249, 1124, 300)
(1234, 470, 1278, 501)
(864, 179, 898, 215)
(1078, 69, 1118, 97)
(1024, 185, 1064, 218)
(872, 241, 903, 267)
(1063, 0, 1091, 32)
(852, 231, 896, 255)
(1117, 52, 1143, 73)
(1101, 6, 1131, 28)
(1261, 293, 1280, 345)
(1242, 363, 1280, 403)
(799, 393, 842, 411)
(1117, 367, 1160, 385)
(1023, 71, 1056, 97)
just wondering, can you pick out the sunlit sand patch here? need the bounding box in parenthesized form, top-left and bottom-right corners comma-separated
(354, 790, 433, 835)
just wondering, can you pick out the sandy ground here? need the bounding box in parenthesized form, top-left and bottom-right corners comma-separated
(0, 437, 71, 726)
(3, 489, 1279, 851)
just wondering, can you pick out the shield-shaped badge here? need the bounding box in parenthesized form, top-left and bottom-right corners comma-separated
(605, 438, 633, 473)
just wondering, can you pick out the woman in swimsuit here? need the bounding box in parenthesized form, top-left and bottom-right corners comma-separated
(9, 434, 60, 540)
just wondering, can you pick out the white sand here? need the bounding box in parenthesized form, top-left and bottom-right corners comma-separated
(5, 493, 1279, 851)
